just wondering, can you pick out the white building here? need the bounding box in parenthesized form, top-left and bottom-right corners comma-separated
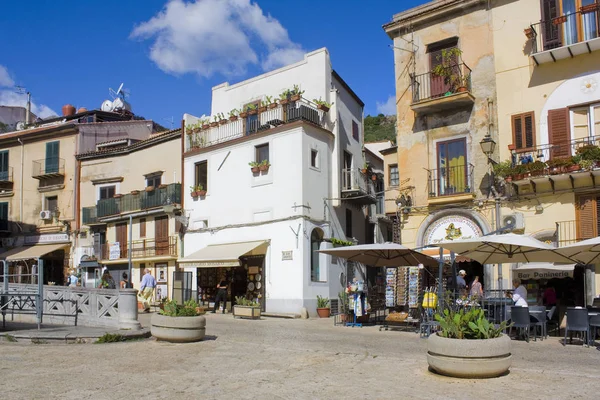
(179, 48, 373, 315)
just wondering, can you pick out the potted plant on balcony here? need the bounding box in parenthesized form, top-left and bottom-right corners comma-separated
(190, 186, 199, 198)
(249, 161, 260, 173)
(228, 109, 239, 121)
(546, 158, 567, 175)
(145, 185, 155, 192)
(233, 296, 261, 319)
(493, 160, 513, 182)
(197, 185, 207, 197)
(361, 162, 369, 174)
(217, 112, 227, 125)
(258, 100, 268, 113)
(566, 156, 581, 173)
(279, 90, 292, 105)
(239, 109, 249, 118)
(210, 115, 219, 127)
(313, 98, 331, 112)
(371, 173, 377, 181)
(201, 119, 210, 130)
(512, 164, 528, 181)
(581, 3, 600, 13)
(432, 47, 466, 94)
(265, 95, 277, 109)
(247, 104, 258, 116)
(259, 160, 271, 172)
(524, 27, 535, 39)
(553, 15, 567, 25)
(151, 299, 206, 343)
(290, 84, 304, 101)
(527, 160, 546, 177)
(428, 305, 512, 378)
(316, 295, 331, 318)
(576, 144, 600, 167)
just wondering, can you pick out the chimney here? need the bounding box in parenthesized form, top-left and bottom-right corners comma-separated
(62, 104, 76, 116)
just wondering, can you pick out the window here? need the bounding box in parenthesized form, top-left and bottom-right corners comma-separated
(0, 150, 8, 181)
(511, 112, 536, 151)
(571, 104, 600, 140)
(139, 218, 146, 237)
(45, 141, 60, 174)
(195, 161, 208, 191)
(428, 37, 459, 98)
(45, 196, 58, 213)
(244, 101, 260, 135)
(310, 229, 324, 282)
(0, 202, 8, 231)
(146, 174, 162, 188)
(576, 194, 600, 240)
(345, 209, 353, 238)
(548, 108, 571, 158)
(99, 185, 116, 200)
(255, 143, 269, 163)
(437, 138, 467, 195)
(310, 149, 319, 168)
(352, 120, 360, 141)
(541, 0, 600, 50)
(389, 164, 399, 186)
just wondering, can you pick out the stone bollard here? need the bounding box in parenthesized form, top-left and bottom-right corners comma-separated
(118, 289, 142, 330)
(300, 307, 309, 319)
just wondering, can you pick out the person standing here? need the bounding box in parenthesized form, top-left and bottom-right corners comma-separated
(139, 268, 157, 312)
(456, 270, 467, 297)
(212, 280, 228, 314)
(470, 275, 483, 299)
(68, 271, 78, 287)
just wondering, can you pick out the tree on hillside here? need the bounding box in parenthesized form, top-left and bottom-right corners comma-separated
(364, 114, 396, 143)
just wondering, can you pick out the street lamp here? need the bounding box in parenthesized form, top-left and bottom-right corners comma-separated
(479, 134, 496, 161)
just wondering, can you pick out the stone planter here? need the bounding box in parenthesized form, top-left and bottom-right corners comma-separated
(233, 305, 261, 319)
(427, 333, 512, 379)
(150, 314, 206, 343)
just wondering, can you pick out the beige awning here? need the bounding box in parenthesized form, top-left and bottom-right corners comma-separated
(0, 243, 70, 261)
(178, 240, 269, 268)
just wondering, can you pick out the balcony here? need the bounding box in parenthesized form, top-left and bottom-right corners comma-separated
(427, 164, 475, 204)
(507, 137, 600, 194)
(0, 167, 13, 183)
(341, 168, 376, 205)
(87, 183, 181, 220)
(368, 195, 386, 223)
(100, 236, 178, 261)
(410, 63, 474, 114)
(529, 7, 600, 65)
(32, 158, 65, 179)
(556, 220, 580, 247)
(185, 99, 326, 153)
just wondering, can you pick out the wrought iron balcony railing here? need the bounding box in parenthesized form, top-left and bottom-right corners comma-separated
(427, 163, 475, 198)
(0, 167, 13, 183)
(101, 236, 178, 260)
(411, 63, 472, 103)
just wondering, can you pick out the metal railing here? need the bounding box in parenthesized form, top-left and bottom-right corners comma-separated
(95, 183, 181, 218)
(0, 167, 13, 183)
(556, 220, 580, 247)
(32, 158, 65, 178)
(82, 206, 97, 224)
(411, 63, 472, 103)
(185, 99, 325, 152)
(530, 7, 600, 54)
(341, 168, 375, 197)
(101, 236, 178, 260)
(427, 163, 474, 198)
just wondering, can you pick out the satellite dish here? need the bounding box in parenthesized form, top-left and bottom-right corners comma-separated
(15, 121, 26, 131)
(101, 100, 113, 112)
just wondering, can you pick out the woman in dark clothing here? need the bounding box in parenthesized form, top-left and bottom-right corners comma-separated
(212, 280, 228, 313)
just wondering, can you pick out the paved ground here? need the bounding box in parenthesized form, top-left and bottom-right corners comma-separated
(1, 313, 598, 399)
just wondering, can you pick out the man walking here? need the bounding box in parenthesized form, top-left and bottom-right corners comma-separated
(139, 268, 157, 312)
(212, 280, 228, 314)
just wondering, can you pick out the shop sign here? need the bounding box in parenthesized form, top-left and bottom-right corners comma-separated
(514, 269, 573, 280)
(109, 243, 121, 260)
(25, 233, 69, 245)
(282, 250, 293, 261)
(424, 215, 483, 246)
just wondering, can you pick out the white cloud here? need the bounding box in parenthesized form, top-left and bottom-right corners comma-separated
(130, 0, 305, 78)
(0, 65, 15, 87)
(376, 95, 396, 116)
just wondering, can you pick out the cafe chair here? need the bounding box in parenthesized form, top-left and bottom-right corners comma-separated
(529, 305, 547, 340)
(589, 314, 600, 347)
(563, 307, 590, 347)
(546, 306, 559, 337)
(510, 306, 533, 342)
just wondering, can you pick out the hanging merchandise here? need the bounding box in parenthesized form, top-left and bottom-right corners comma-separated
(397, 268, 408, 306)
(408, 266, 420, 308)
(385, 268, 397, 307)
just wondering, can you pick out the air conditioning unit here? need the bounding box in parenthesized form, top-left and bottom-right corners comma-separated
(40, 210, 53, 220)
(502, 213, 525, 231)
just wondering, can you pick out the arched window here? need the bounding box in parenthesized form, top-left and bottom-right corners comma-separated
(311, 228, 324, 282)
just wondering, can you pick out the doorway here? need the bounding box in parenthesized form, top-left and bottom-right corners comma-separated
(428, 38, 459, 98)
(436, 138, 467, 196)
(155, 215, 169, 256)
(116, 223, 127, 258)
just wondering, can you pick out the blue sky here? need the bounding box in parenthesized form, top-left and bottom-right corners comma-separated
(0, 0, 422, 126)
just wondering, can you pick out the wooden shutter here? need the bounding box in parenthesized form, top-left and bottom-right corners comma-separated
(548, 108, 570, 159)
(576, 195, 598, 240)
(116, 223, 128, 258)
(541, 0, 561, 50)
(512, 112, 536, 151)
(45, 141, 60, 173)
(139, 218, 146, 237)
(155, 216, 169, 256)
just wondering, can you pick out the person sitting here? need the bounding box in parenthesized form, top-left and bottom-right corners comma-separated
(507, 278, 528, 307)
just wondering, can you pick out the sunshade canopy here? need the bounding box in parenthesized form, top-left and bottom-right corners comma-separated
(0, 243, 69, 262)
(555, 236, 600, 265)
(318, 243, 439, 268)
(436, 233, 575, 264)
(178, 240, 269, 268)
(512, 263, 575, 280)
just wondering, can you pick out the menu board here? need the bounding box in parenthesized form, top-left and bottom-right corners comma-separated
(385, 268, 397, 307)
(408, 267, 420, 308)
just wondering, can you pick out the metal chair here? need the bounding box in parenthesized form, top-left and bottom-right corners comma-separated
(589, 314, 600, 346)
(509, 306, 532, 342)
(530, 305, 547, 339)
(546, 306, 559, 336)
(564, 307, 590, 347)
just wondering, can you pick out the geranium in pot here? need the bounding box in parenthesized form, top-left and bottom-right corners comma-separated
(249, 161, 260, 173)
(313, 97, 331, 112)
(259, 160, 270, 172)
(228, 109, 239, 122)
(151, 299, 206, 343)
(428, 306, 512, 378)
(493, 160, 513, 183)
(316, 295, 330, 318)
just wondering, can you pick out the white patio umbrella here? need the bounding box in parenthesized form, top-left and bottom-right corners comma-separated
(435, 233, 576, 264)
(555, 236, 600, 265)
(318, 243, 439, 268)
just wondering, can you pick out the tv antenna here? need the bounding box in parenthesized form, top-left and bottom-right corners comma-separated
(101, 82, 132, 113)
(163, 116, 174, 129)
(14, 85, 32, 126)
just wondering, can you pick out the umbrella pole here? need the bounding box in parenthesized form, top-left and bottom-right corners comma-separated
(438, 247, 444, 309)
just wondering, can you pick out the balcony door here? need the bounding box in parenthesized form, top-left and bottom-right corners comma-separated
(437, 138, 467, 196)
(116, 223, 127, 258)
(428, 38, 458, 99)
(45, 141, 59, 174)
(155, 216, 169, 256)
(342, 151, 353, 190)
(542, 0, 599, 50)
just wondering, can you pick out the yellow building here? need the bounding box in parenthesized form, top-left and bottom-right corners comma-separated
(385, 0, 600, 303)
(77, 129, 182, 300)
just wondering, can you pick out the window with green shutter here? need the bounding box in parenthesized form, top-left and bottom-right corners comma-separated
(45, 141, 60, 174)
(0, 150, 8, 181)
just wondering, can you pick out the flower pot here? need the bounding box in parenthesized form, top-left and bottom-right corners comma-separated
(290, 94, 301, 102)
(198, 190, 207, 197)
(239, 112, 248, 118)
(219, 119, 227, 125)
(150, 314, 206, 343)
(507, 144, 516, 151)
(316, 308, 331, 318)
(251, 166, 260, 173)
(371, 174, 377, 181)
(191, 191, 199, 198)
(210, 122, 218, 127)
(145, 186, 155, 192)
(158, 184, 167, 189)
(317, 104, 330, 112)
(229, 116, 238, 122)
(202, 124, 210, 130)
(524, 27, 534, 39)
(279, 99, 289, 105)
(361, 168, 368, 174)
(113, 194, 123, 199)
(258, 106, 267, 113)
(457, 86, 468, 93)
(427, 333, 512, 378)
(233, 305, 261, 319)
(553, 15, 567, 25)
(248, 109, 258, 115)
(566, 164, 580, 173)
(259, 165, 269, 172)
(130, 190, 140, 195)
(268, 103, 278, 109)
(581, 3, 600, 13)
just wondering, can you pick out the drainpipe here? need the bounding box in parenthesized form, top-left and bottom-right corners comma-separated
(17, 138, 24, 224)
(128, 214, 133, 286)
